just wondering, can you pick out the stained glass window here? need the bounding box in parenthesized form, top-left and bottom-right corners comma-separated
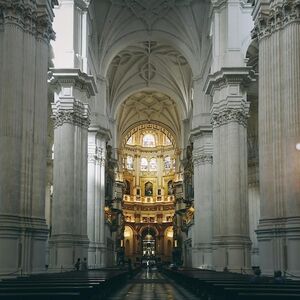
(143, 134, 155, 147)
(126, 136, 133, 145)
(141, 157, 148, 171)
(126, 155, 133, 169)
(165, 137, 171, 145)
(149, 158, 157, 171)
(165, 156, 171, 169)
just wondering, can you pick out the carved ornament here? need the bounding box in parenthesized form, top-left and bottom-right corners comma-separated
(252, 0, 300, 40)
(52, 100, 90, 129)
(211, 108, 249, 128)
(0, 0, 56, 42)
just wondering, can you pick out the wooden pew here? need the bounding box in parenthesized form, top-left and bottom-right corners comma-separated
(0, 268, 129, 299)
(163, 268, 300, 299)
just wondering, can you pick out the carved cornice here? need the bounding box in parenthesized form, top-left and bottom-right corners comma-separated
(49, 68, 98, 98)
(190, 125, 212, 141)
(0, 0, 57, 42)
(204, 67, 255, 96)
(252, 0, 300, 40)
(52, 100, 90, 129)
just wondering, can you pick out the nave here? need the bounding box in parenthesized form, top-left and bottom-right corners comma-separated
(108, 270, 198, 300)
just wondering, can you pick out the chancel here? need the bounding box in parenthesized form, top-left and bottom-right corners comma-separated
(1, 0, 300, 299)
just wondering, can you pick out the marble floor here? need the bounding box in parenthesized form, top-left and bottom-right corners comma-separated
(107, 269, 199, 300)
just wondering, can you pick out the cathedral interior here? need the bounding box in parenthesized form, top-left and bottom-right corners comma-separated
(1, 0, 300, 294)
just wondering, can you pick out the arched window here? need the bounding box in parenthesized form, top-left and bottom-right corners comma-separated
(141, 157, 148, 171)
(126, 155, 133, 169)
(149, 158, 157, 171)
(143, 134, 155, 147)
(164, 156, 171, 169)
(164, 136, 171, 145)
(126, 136, 133, 145)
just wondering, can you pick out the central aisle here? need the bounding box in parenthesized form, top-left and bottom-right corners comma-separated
(108, 269, 198, 300)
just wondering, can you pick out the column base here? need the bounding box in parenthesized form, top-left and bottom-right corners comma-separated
(251, 247, 260, 267)
(49, 234, 89, 272)
(212, 236, 251, 272)
(192, 243, 213, 269)
(257, 217, 300, 276)
(0, 214, 48, 276)
(88, 242, 108, 268)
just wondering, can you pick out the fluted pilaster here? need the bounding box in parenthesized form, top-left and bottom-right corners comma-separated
(205, 68, 252, 271)
(87, 126, 110, 268)
(0, 0, 56, 275)
(49, 69, 96, 271)
(253, 0, 300, 275)
(191, 127, 213, 268)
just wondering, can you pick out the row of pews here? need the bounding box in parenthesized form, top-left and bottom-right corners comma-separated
(0, 268, 131, 299)
(163, 268, 300, 299)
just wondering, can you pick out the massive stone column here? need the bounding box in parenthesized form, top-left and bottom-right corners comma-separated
(0, 0, 56, 275)
(49, 69, 96, 270)
(206, 69, 252, 271)
(253, 0, 300, 275)
(191, 128, 213, 268)
(87, 127, 109, 268)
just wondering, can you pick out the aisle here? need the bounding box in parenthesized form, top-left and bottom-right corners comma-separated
(107, 269, 198, 300)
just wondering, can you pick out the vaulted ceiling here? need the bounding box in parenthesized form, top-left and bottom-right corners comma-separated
(89, 0, 209, 76)
(107, 41, 192, 120)
(88, 0, 210, 148)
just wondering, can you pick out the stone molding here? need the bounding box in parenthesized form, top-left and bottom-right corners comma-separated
(49, 68, 98, 98)
(204, 67, 255, 96)
(211, 107, 249, 128)
(252, 0, 300, 40)
(0, 0, 57, 42)
(52, 100, 90, 129)
(256, 217, 300, 238)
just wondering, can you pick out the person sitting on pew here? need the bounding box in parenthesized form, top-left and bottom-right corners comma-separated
(274, 270, 285, 284)
(249, 267, 261, 283)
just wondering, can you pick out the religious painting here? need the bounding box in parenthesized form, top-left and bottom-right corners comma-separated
(145, 181, 153, 196)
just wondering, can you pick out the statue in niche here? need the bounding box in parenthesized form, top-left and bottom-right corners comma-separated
(184, 144, 194, 201)
(168, 180, 174, 195)
(145, 181, 153, 196)
(124, 180, 130, 195)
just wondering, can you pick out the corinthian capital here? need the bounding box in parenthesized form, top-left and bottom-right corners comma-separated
(0, 0, 57, 42)
(52, 100, 90, 129)
(211, 107, 249, 128)
(252, 0, 300, 40)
